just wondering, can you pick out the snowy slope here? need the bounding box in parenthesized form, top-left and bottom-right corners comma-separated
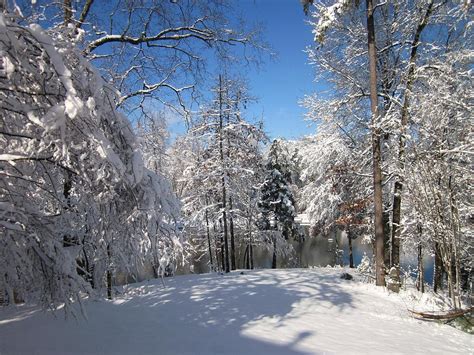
(0, 268, 471, 355)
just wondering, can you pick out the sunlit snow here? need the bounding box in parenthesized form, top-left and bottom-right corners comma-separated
(0, 268, 471, 355)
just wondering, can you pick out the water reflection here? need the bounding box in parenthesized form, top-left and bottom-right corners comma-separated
(191, 231, 435, 285)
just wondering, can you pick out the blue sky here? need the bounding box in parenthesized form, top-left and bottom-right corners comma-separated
(239, 0, 318, 140)
(19, 0, 319, 140)
(166, 1, 319, 141)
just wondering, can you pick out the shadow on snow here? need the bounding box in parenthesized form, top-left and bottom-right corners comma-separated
(0, 269, 354, 355)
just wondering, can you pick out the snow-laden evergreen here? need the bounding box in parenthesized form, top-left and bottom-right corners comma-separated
(258, 139, 302, 268)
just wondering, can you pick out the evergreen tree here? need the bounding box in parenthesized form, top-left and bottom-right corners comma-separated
(259, 140, 300, 269)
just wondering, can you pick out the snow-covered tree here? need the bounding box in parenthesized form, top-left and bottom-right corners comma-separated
(174, 75, 266, 272)
(0, 12, 179, 308)
(15, 0, 267, 120)
(302, 0, 387, 285)
(302, 0, 472, 292)
(258, 139, 301, 269)
(402, 47, 473, 306)
(297, 121, 371, 268)
(135, 112, 184, 277)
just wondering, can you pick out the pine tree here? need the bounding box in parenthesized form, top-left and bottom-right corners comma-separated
(259, 140, 300, 269)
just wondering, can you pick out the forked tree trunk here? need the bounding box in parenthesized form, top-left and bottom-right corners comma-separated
(366, 0, 385, 286)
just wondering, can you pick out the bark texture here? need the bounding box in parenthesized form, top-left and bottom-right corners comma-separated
(366, 0, 385, 286)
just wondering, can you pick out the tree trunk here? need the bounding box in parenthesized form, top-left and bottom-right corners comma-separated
(449, 177, 462, 309)
(244, 244, 250, 269)
(82, 246, 94, 288)
(64, 0, 73, 25)
(205, 206, 214, 271)
(221, 170, 230, 274)
(383, 207, 391, 267)
(433, 242, 443, 292)
(335, 230, 342, 266)
(152, 262, 159, 279)
(249, 236, 254, 270)
(215, 240, 221, 272)
(106, 244, 112, 300)
(272, 233, 277, 269)
(248, 210, 254, 270)
(446, 258, 456, 307)
(218, 75, 230, 273)
(366, 0, 385, 287)
(391, 1, 434, 278)
(229, 197, 236, 270)
(221, 236, 226, 272)
(391, 181, 402, 268)
(417, 243, 424, 293)
(62, 172, 74, 247)
(213, 224, 220, 272)
(224, 104, 236, 270)
(219, 219, 225, 272)
(454, 253, 462, 309)
(348, 230, 354, 268)
(76, 0, 94, 29)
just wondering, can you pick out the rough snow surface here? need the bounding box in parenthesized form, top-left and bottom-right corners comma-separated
(0, 268, 471, 355)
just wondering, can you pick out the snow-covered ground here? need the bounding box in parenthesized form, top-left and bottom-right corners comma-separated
(0, 268, 471, 355)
